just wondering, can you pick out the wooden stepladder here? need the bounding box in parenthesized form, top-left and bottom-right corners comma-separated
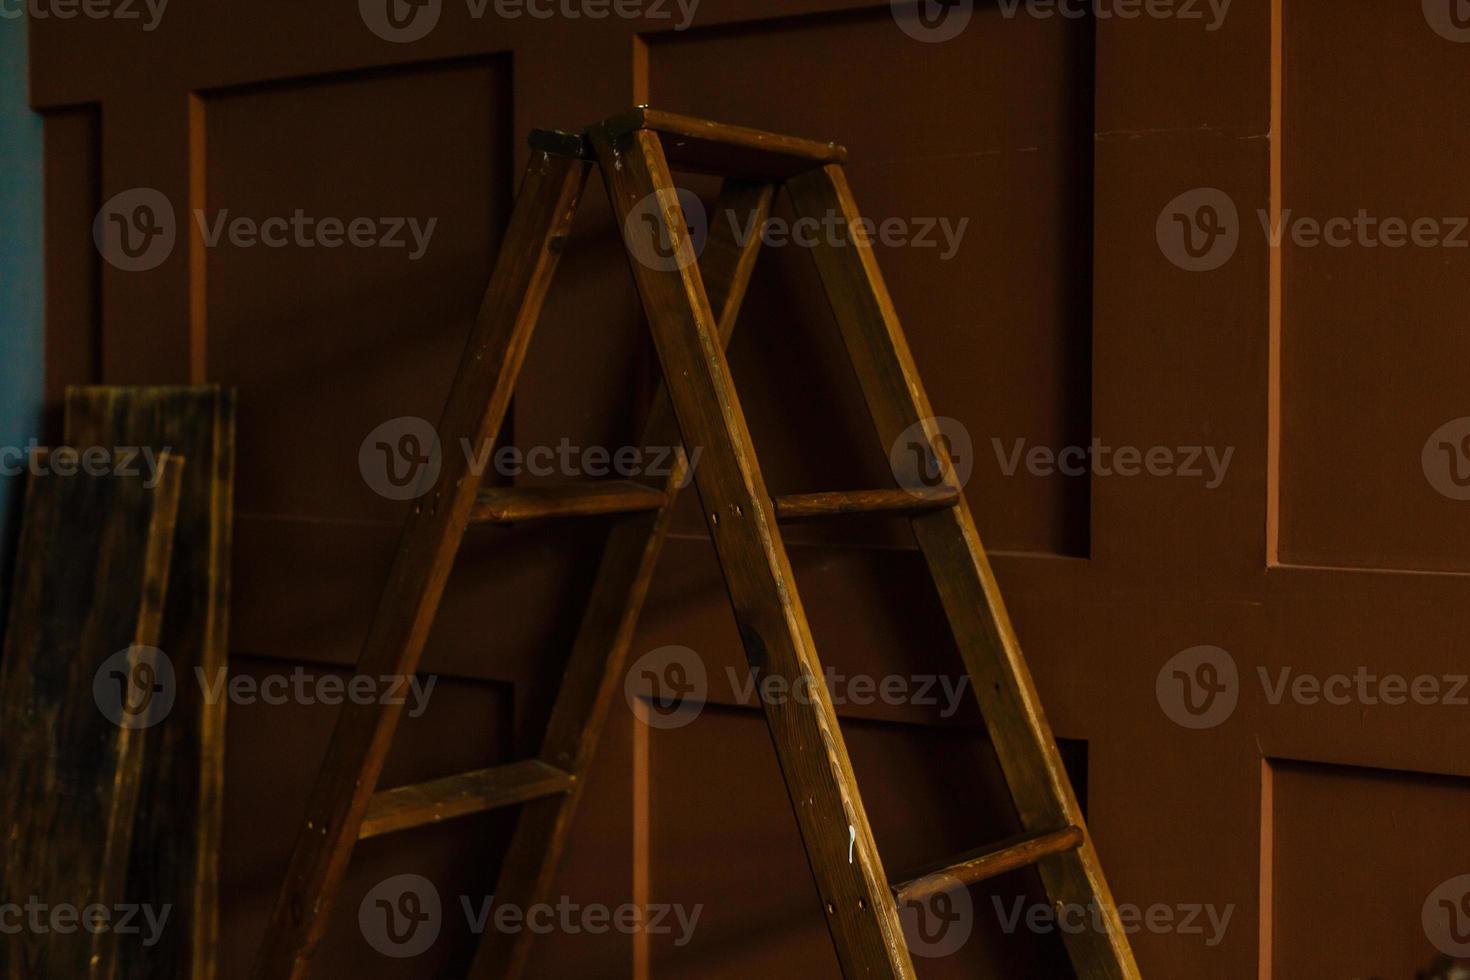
(254, 108, 1141, 980)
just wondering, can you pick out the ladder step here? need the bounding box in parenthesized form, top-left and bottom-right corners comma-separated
(891, 825, 1085, 904)
(772, 487, 959, 522)
(359, 760, 575, 841)
(597, 106, 846, 179)
(470, 481, 667, 524)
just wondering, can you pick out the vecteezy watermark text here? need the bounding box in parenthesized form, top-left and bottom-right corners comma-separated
(1157, 645, 1470, 729)
(992, 438, 1234, 489)
(94, 646, 436, 729)
(623, 645, 972, 731)
(94, 188, 438, 272)
(359, 416, 696, 501)
(1158, 187, 1470, 272)
(358, 874, 701, 958)
(360, 0, 699, 43)
(622, 188, 971, 273)
(0, 899, 171, 947)
(0, 442, 169, 488)
(993, 896, 1234, 947)
(890, 0, 1230, 44)
(0, 0, 167, 30)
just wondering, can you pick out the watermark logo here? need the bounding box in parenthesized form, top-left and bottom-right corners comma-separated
(1156, 645, 1238, 729)
(898, 874, 973, 957)
(1424, 417, 1470, 500)
(359, 417, 442, 501)
(358, 418, 695, 501)
(1163, 189, 1470, 271)
(360, 874, 442, 958)
(95, 190, 438, 271)
(94, 658, 436, 727)
(94, 188, 176, 272)
(624, 188, 708, 273)
(624, 645, 707, 729)
(93, 646, 176, 730)
(1425, 875, 1470, 957)
(360, 0, 442, 41)
(889, 417, 974, 497)
(892, 0, 973, 42)
(1424, 0, 1470, 42)
(1157, 187, 1239, 272)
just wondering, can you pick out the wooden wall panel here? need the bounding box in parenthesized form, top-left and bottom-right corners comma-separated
(1277, 0, 1470, 572)
(645, 6, 1097, 557)
(219, 659, 515, 980)
(646, 707, 1083, 978)
(41, 104, 102, 437)
(198, 58, 517, 672)
(27, 0, 1470, 976)
(1267, 760, 1470, 978)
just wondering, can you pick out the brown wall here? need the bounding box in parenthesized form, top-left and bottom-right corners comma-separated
(30, 0, 1470, 976)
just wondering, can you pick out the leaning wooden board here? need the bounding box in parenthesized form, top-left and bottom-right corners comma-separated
(0, 451, 184, 979)
(65, 386, 236, 980)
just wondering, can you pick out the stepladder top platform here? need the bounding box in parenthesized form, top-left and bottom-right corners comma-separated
(529, 105, 848, 179)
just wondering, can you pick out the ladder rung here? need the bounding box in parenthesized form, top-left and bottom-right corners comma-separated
(772, 487, 959, 522)
(470, 481, 667, 524)
(359, 760, 574, 841)
(596, 106, 847, 179)
(891, 825, 1085, 904)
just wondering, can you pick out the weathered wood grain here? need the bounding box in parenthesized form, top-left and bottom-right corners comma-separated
(359, 760, 573, 841)
(772, 487, 958, 522)
(470, 481, 667, 524)
(590, 126, 918, 980)
(891, 825, 1085, 904)
(0, 452, 183, 980)
(786, 162, 1141, 979)
(65, 385, 236, 980)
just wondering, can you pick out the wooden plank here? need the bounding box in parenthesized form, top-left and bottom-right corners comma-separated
(65, 384, 236, 980)
(0, 453, 184, 980)
(786, 163, 1142, 979)
(594, 106, 846, 179)
(891, 826, 1084, 905)
(359, 760, 574, 840)
(588, 128, 916, 979)
(470, 480, 667, 524)
(773, 487, 957, 522)
(468, 177, 775, 980)
(253, 149, 590, 980)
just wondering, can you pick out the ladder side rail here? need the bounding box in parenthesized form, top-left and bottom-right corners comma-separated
(590, 127, 917, 980)
(785, 163, 1141, 980)
(253, 149, 591, 980)
(467, 178, 776, 980)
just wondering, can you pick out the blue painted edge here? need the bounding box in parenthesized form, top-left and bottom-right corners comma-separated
(0, 17, 45, 602)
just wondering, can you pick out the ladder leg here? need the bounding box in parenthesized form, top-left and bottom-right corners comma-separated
(590, 128, 918, 980)
(252, 150, 589, 980)
(786, 164, 1142, 979)
(467, 179, 775, 979)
